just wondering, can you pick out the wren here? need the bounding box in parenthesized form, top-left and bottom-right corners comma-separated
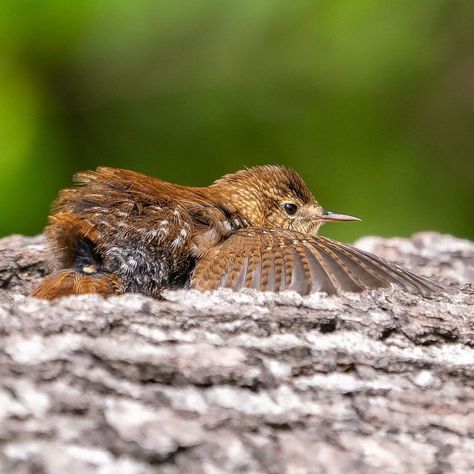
(32, 165, 442, 299)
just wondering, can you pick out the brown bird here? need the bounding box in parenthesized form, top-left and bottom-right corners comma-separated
(32, 165, 442, 299)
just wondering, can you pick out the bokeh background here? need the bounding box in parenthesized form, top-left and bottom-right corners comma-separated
(1, 0, 473, 242)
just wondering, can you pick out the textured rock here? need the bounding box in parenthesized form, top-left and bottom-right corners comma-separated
(0, 232, 473, 474)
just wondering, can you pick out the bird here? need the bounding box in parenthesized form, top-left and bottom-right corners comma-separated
(31, 165, 442, 299)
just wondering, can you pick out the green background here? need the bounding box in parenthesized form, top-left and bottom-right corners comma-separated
(1, 0, 473, 243)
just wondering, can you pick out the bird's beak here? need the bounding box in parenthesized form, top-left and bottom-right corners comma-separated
(321, 210, 361, 222)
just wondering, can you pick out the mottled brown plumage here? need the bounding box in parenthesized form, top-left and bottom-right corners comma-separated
(32, 165, 442, 299)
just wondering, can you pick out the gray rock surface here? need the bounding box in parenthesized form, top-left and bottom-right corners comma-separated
(0, 232, 473, 474)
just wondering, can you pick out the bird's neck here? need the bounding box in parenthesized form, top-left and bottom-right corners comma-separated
(149, 177, 262, 229)
(207, 180, 265, 227)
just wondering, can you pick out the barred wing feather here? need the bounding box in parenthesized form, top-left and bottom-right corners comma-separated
(190, 228, 443, 296)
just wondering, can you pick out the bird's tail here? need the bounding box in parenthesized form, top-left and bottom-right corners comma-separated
(31, 270, 123, 299)
(32, 213, 123, 299)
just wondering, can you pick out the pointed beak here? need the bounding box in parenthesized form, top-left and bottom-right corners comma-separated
(321, 210, 361, 222)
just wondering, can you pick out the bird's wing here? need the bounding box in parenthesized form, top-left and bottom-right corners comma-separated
(189, 228, 443, 296)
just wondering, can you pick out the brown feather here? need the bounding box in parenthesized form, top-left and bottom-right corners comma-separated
(31, 271, 123, 300)
(190, 228, 443, 296)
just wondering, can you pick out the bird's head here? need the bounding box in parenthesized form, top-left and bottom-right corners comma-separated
(210, 165, 360, 235)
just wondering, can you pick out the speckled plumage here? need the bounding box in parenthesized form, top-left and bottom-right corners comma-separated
(32, 165, 442, 299)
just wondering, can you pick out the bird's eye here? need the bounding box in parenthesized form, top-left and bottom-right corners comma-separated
(283, 203, 298, 216)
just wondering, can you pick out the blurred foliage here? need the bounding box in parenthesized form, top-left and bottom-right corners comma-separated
(0, 0, 473, 242)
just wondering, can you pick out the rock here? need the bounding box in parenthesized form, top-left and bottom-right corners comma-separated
(0, 232, 473, 474)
